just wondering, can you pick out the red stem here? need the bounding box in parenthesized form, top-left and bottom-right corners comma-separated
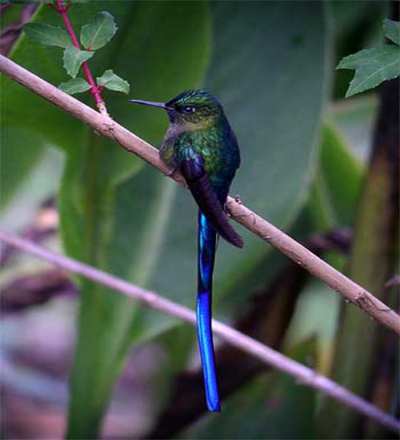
(54, 0, 107, 114)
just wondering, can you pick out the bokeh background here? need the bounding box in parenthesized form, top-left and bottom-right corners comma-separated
(1, 1, 398, 438)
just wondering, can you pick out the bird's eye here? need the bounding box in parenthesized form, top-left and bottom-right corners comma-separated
(183, 106, 196, 113)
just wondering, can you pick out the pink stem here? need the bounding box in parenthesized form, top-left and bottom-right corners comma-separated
(54, 0, 107, 115)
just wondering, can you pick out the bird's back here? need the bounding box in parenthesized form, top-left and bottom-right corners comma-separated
(162, 116, 240, 202)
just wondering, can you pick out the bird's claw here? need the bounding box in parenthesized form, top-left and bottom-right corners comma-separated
(224, 202, 232, 218)
(166, 166, 178, 178)
(224, 195, 242, 218)
(234, 194, 242, 204)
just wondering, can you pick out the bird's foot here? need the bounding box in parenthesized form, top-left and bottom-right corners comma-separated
(225, 195, 242, 218)
(166, 166, 178, 178)
(234, 194, 242, 204)
(224, 202, 233, 217)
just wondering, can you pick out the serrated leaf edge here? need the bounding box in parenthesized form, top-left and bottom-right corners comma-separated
(80, 11, 118, 50)
(345, 57, 400, 97)
(59, 78, 91, 95)
(383, 18, 400, 46)
(24, 22, 71, 48)
(96, 69, 130, 94)
(63, 46, 94, 78)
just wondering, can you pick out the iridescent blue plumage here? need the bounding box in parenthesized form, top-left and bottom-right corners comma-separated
(129, 89, 243, 412)
(197, 212, 219, 411)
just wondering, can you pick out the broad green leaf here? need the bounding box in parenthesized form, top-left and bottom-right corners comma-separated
(97, 69, 129, 94)
(24, 22, 71, 48)
(383, 18, 400, 45)
(0, 147, 64, 233)
(337, 46, 400, 97)
(80, 11, 117, 50)
(285, 278, 341, 374)
(62, 45, 93, 78)
(282, 124, 363, 372)
(331, 95, 378, 162)
(3, 1, 331, 437)
(312, 124, 363, 227)
(59, 3, 210, 437)
(288, 124, 364, 372)
(1, 4, 64, 212)
(3, 1, 210, 436)
(59, 77, 91, 94)
(133, 3, 331, 415)
(141, 1, 331, 318)
(0, 126, 44, 210)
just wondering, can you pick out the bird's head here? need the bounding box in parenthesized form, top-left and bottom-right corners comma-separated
(129, 89, 223, 128)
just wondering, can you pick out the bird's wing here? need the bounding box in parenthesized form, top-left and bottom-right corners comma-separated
(180, 150, 243, 248)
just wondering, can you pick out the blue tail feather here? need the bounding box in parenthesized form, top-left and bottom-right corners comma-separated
(197, 211, 221, 412)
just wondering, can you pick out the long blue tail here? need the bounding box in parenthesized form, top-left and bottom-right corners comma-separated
(197, 211, 220, 412)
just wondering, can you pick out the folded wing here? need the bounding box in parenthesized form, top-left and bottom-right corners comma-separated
(180, 152, 243, 248)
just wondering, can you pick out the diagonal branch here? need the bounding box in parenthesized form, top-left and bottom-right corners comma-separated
(0, 230, 399, 433)
(0, 54, 399, 336)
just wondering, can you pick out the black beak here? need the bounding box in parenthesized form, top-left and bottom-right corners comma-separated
(128, 99, 168, 110)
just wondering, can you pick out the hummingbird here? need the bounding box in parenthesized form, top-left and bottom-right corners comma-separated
(129, 89, 243, 412)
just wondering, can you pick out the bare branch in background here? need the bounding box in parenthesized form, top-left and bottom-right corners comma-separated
(0, 3, 37, 55)
(0, 231, 399, 433)
(148, 227, 352, 437)
(385, 275, 400, 288)
(0, 54, 398, 335)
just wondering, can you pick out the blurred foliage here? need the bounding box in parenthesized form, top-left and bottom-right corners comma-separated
(0, 1, 398, 439)
(319, 79, 399, 439)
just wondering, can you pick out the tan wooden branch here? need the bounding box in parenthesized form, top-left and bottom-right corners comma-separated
(1, 54, 399, 336)
(0, 231, 399, 433)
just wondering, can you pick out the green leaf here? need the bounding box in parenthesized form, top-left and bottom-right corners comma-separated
(80, 11, 117, 50)
(3, 1, 210, 435)
(3, 2, 331, 437)
(0, 126, 48, 211)
(62, 45, 93, 78)
(383, 18, 400, 45)
(59, 3, 211, 437)
(147, 1, 331, 315)
(0, 147, 64, 233)
(59, 77, 91, 95)
(313, 124, 363, 227)
(274, 124, 363, 371)
(24, 22, 71, 48)
(331, 95, 378, 162)
(96, 69, 130, 94)
(337, 46, 400, 97)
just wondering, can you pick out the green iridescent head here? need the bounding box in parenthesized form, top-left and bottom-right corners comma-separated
(165, 89, 223, 124)
(129, 89, 223, 126)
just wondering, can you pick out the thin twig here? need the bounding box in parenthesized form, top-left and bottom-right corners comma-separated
(1, 55, 398, 335)
(52, 0, 108, 115)
(0, 3, 37, 55)
(149, 228, 352, 437)
(0, 231, 398, 433)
